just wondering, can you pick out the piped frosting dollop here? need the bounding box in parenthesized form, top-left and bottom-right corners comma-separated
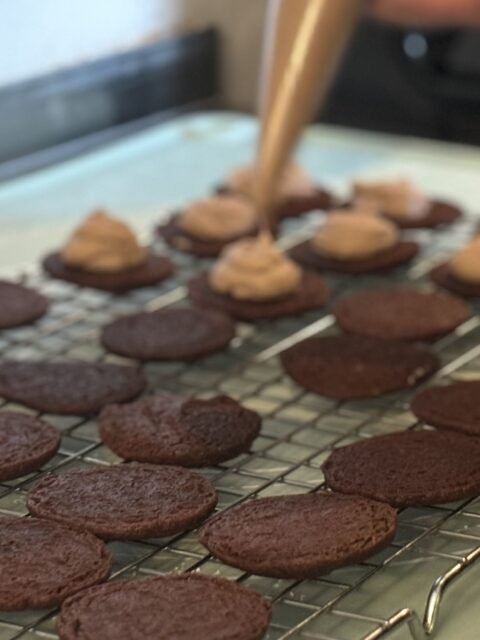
(209, 233, 301, 300)
(62, 210, 147, 273)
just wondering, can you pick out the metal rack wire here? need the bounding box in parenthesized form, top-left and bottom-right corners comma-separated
(1, 215, 480, 640)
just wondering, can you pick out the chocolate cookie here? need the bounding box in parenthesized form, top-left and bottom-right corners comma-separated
(101, 307, 235, 361)
(430, 262, 480, 299)
(199, 493, 396, 579)
(0, 281, 49, 329)
(411, 381, 480, 436)
(388, 200, 462, 229)
(27, 463, 217, 539)
(99, 393, 261, 466)
(57, 574, 271, 640)
(275, 189, 336, 219)
(289, 240, 418, 274)
(217, 184, 335, 219)
(334, 288, 470, 341)
(0, 412, 61, 481)
(158, 213, 260, 258)
(323, 430, 480, 506)
(43, 252, 174, 293)
(281, 335, 439, 400)
(0, 516, 111, 610)
(188, 271, 328, 321)
(0, 360, 145, 415)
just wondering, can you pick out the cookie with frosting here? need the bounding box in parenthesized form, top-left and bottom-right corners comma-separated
(188, 233, 328, 320)
(290, 211, 418, 274)
(352, 179, 461, 229)
(43, 210, 173, 292)
(158, 195, 262, 257)
(431, 237, 480, 298)
(217, 162, 335, 219)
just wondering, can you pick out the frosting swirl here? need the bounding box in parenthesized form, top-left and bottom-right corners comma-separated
(310, 211, 399, 260)
(226, 163, 317, 202)
(353, 179, 429, 221)
(449, 239, 480, 284)
(62, 210, 147, 273)
(177, 196, 257, 241)
(209, 233, 301, 300)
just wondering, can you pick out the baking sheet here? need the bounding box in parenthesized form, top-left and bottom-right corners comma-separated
(0, 112, 480, 640)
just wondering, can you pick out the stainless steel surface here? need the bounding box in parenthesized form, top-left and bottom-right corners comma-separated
(1, 210, 480, 639)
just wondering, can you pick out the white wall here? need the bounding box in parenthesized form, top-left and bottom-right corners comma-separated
(0, 0, 266, 109)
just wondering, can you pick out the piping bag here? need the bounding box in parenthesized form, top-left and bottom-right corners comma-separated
(254, 0, 361, 226)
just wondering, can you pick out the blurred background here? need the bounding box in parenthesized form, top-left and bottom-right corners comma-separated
(1, 0, 480, 173)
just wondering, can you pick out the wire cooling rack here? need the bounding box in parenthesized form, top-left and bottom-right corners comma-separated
(2, 213, 480, 640)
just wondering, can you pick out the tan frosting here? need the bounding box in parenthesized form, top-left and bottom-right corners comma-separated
(61, 210, 147, 273)
(226, 163, 317, 202)
(209, 233, 301, 300)
(353, 179, 429, 221)
(177, 195, 257, 242)
(310, 211, 399, 260)
(449, 239, 480, 284)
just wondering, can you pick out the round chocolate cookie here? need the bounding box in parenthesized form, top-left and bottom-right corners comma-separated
(27, 463, 217, 539)
(43, 252, 174, 293)
(101, 307, 235, 361)
(0, 360, 146, 415)
(289, 240, 418, 274)
(388, 200, 462, 229)
(430, 262, 480, 299)
(275, 188, 336, 219)
(0, 516, 111, 610)
(158, 213, 260, 258)
(99, 393, 261, 466)
(323, 430, 480, 506)
(188, 271, 329, 321)
(0, 412, 61, 481)
(199, 493, 396, 579)
(334, 288, 470, 341)
(411, 381, 480, 436)
(280, 335, 439, 400)
(0, 281, 49, 329)
(57, 573, 271, 640)
(217, 184, 335, 219)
